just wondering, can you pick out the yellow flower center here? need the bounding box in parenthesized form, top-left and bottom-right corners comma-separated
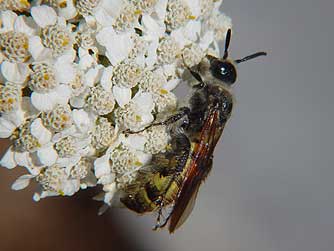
(135, 161, 143, 166)
(43, 74, 50, 80)
(59, 0, 67, 8)
(23, 41, 29, 50)
(20, 0, 30, 7)
(135, 115, 142, 122)
(160, 89, 168, 95)
(134, 9, 142, 15)
(7, 98, 14, 104)
(61, 114, 70, 122)
(62, 37, 70, 47)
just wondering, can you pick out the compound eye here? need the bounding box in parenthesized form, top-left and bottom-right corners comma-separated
(210, 60, 237, 85)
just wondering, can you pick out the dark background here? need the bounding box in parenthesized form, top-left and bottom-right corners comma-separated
(1, 0, 334, 250)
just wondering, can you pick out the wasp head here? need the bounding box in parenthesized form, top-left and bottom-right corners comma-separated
(209, 57, 237, 85)
(207, 29, 267, 86)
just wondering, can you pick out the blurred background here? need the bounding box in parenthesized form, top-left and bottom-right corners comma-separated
(1, 0, 334, 250)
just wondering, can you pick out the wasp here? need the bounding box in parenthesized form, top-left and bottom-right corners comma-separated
(120, 29, 267, 233)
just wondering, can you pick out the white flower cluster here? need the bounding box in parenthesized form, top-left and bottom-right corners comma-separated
(0, 0, 231, 207)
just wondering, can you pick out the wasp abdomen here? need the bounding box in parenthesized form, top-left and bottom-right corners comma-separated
(121, 190, 156, 213)
(121, 134, 191, 214)
(121, 174, 179, 214)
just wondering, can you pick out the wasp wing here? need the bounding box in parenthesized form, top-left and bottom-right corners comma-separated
(168, 109, 226, 233)
(168, 158, 213, 232)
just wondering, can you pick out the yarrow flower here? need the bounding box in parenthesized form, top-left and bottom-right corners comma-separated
(0, 0, 231, 208)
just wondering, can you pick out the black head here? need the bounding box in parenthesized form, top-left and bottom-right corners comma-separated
(209, 58, 237, 85)
(208, 29, 267, 86)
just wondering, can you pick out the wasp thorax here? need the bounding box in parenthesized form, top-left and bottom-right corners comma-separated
(210, 59, 237, 85)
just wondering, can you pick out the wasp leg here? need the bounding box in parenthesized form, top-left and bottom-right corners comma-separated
(125, 107, 190, 134)
(182, 54, 204, 84)
(187, 68, 203, 83)
(153, 209, 171, 231)
(153, 133, 191, 230)
(153, 196, 174, 231)
(152, 107, 190, 127)
(153, 199, 166, 231)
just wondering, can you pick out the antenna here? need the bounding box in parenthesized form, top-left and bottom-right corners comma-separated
(235, 52, 267, 64)
(223, 29, 232, 60)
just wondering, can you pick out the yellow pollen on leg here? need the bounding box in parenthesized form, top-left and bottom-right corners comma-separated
(166, 144, 173, 151)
